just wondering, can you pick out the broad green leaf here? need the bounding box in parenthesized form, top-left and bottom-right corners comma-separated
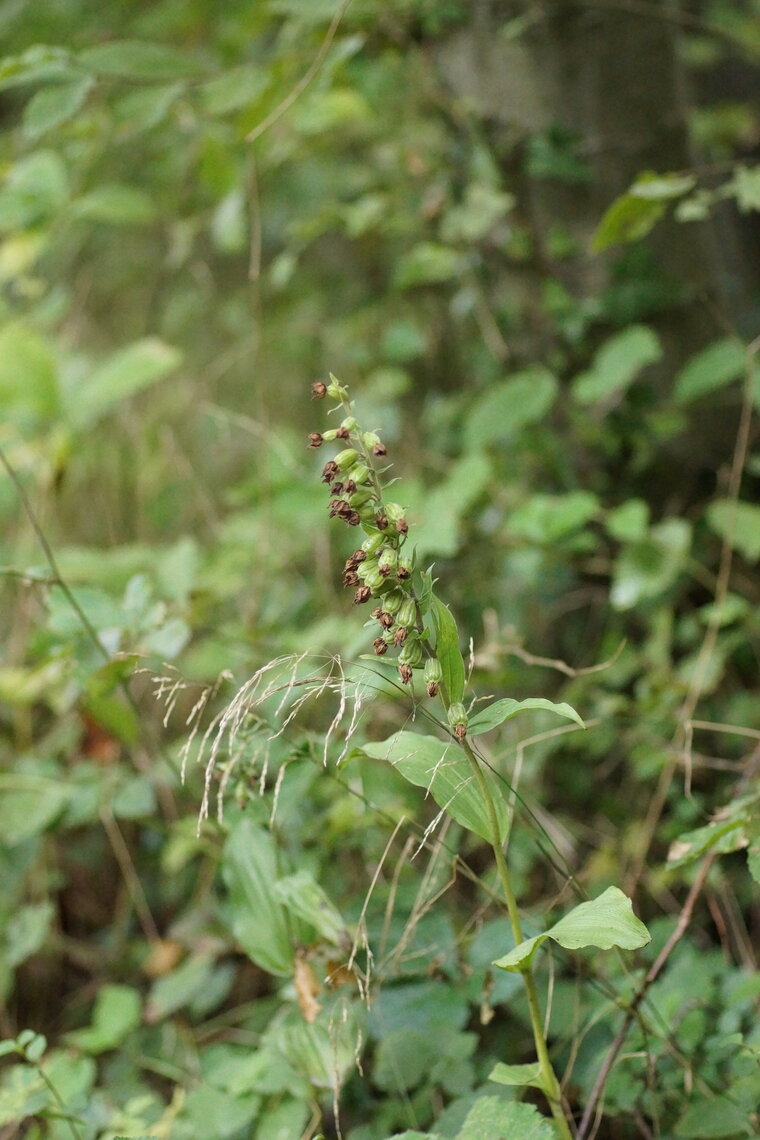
(611, 518, 691, 609)
(78, 41, 203, 80)
(468, 697, 584, 736)
(727, 163, 760, 213)
(146, 954, 218, 1020)
(273, 870, 346, 944)
(65, 337, 181, 429)
(74, 183, 156, 225)
(593, 194, 667, 251)
(394, 242, 462, 290)
(668, 818, 749, 869)
(0, 45, 73, 92)
(572, 325, 661, 404)
(456, 1097, 555, 1140)
(360, 732, 508, 844)
(65, 984, 141, 1053)
(0, 779, 71, 846)
(221, 819, 294, 976)
(4, 902, 55, 969)
(705, 499, 760, 562)
(593, 172, 695, 250)
(0, 321, 59, 423)
(509, 491, 598, 543)
(464, 367, 558, 447)
(493, 886, 650, 973)
(675, 1095, 754, 1137)
(22, 75, 93, 138)
(674, 337, 746, 404)
(200, 66, 269, 116)
(488, 1060, 543, 1089)
(430, 595, 465, 704)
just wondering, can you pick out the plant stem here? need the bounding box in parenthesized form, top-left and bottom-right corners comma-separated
(459, 736, 573, 1138)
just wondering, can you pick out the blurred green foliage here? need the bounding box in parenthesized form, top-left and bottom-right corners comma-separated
(1, 0, 759, 1137)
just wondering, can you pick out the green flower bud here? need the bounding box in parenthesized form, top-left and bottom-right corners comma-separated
(381, 590, 404, 615)
(321, 429, 339, 442)
(384, 502, 406, 523)
(334, 448, 360, 470)
(349, 488, 374, 509)
(346, 463, 371, 485)
(399, 639, 423, 668)
(362, 533, 385, 554)
(378, 548, 398, 572)
(397, 599, 417, 628)
(424, 658, 443, 685)
(447, 703, 468, 730)
(363, 566, 385, 592)
(327, 374, 349, 400)
(341, 416, 359, 431)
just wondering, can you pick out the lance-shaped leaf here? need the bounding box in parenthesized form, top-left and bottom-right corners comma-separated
(221, 819, 294, 977)
(430, 595, 465, 704)
(468, 697, 584, 737)
(488, 1061, 543, 1090)
(493, 886, 650, 973)
(360, 731, 508, 844)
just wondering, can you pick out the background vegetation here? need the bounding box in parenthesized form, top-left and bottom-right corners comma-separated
(1, 1, 759, 1137)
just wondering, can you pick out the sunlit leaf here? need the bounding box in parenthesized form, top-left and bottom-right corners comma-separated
(493, 886, 650, 973)
(468, 697, 584, 736)
(430, 596, 465, 704)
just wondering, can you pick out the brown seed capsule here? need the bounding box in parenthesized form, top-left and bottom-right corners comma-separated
(375, 513, 388, 530)
(427, 681, 439, 698)
(345, 510, 361, 526)
(395, 518, 409, 535)
(372, 637, 388, 656)
(322, 461, 339, 483)
(354, 586, 372, 604)
(343, 570, 360, 588)
(307, 433, 324, 448)
(330, 481, 345, 495)
(454, 722, 467, 740)
(378, 563, 392, 577)
(336, 426, 351, 440)
(396, 565, 410, 580)
(373, 441, 387, 457)
(312, 381, 327, 399)
(399, 664, 413, 684)
(393, 627, 408, 646)
(344, 480, 356, 495)
(352, 550, 367, 564)
(378, 611, 394, 629)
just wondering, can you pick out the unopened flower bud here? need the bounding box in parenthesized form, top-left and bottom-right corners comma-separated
(384, 503, 406, 523)
(326, 374, 348, 399)
(397, 599, 417, 628)
(312, 381, 327, 399)
(342, 417, 359, 431)
(307, 433, 324, 448)
(447, 703, 468, 736)
(362, 534, 385, 555)
(334, 448, 360, 470)
(347, 464, 371, 486)
(354, 586, 372, 605)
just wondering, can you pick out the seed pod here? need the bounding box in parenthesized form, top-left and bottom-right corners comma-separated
(381, 591, 404, 615)
(447, 703, 468, 735)
(372, 637, 388, 656)
(384, 502, 406, 524)
(427, 681, 439, 697)
(334, 448, 360, 470)
(424, 658, 443, 686)
(396, 599, 417, 629)
(327, 374, 348, 399)
(378, 548, 398, 572)
(378, 611, 394, 630)
(349, 488, 374, 510)
(341, 417, 359, 431)
(346, 463, 371, 486)
(312, 381, 327, 399)
(399, 639, 423, 668)
(393, 626, 408, 647)
(307, 433, 324, 448)
(362, 533, 385, 555)
(354, 586, 372, 605)
(399, 663, 413, 684)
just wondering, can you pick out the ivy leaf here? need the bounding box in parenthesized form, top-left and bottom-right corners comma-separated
(430, 595, 465, 705)
(493, 887, 651, 973)
(468, 697, 584, 736)
(360, 732, 508, 844)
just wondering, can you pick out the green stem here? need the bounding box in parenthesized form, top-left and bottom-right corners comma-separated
(458, 735, 573, 1139)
